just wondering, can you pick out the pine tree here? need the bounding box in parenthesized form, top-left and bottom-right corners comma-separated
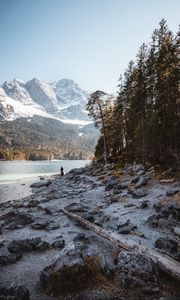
(86, 90, 108, 164)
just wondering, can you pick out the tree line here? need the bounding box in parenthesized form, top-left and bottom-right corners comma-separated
(87, 19, 180, 165)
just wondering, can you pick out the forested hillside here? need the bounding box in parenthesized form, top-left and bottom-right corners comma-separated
(0, 116, 98, 160)
(87, 20, 180, 166)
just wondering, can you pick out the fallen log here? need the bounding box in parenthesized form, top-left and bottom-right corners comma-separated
(62, 207, 180, 282)
(61, 207, 133, 251)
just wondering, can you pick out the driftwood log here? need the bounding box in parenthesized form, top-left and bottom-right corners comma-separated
(62, 207, 180, 281)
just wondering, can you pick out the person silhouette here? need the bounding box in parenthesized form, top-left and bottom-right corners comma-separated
(60, 166, 64, 176)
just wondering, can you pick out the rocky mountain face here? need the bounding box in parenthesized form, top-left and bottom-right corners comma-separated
(51, 79, 89, 120)
(0, 78, 90, 123)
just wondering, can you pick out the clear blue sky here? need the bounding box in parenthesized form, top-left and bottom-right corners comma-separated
(0, 0, 179, 93)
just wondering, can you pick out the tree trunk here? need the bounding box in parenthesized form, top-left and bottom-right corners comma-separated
(99, 101, 108, 165)
(62, 207, 180, 282)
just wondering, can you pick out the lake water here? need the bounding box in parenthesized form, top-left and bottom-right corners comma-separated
(0, 160, 90, 203)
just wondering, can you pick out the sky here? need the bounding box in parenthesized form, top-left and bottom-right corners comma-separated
(0, 0, 179, 93)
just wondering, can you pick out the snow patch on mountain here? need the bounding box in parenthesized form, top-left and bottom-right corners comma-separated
(4, 96, 53, 121)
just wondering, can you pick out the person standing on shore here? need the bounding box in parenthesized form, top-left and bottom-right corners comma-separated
(60, 166, 64, 176)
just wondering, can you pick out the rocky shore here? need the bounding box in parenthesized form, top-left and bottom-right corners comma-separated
(0, 163, 180, 300)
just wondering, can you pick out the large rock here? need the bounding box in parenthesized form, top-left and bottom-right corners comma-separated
(155, 237, 178, 254)
(105, 180, 119, 191)
(31, 220, 49, 230)
(7, 237, 44, 254)
(50, 239, 65, 249)
(134, 177, 148, 188)
(132, 190, 148, 198)
(0, 210, 35, 226)
(40, 239, 111, 296)
(30, 179, 52, 188)
(0, 285, 29, 300)
(166, 188, 179, 196)
(115, 251, 158, 289)
(0, 247, 22, 266)
(153, 201, 180, 222)
(118, 222, 137, 234)
(69, 167, 85, 175)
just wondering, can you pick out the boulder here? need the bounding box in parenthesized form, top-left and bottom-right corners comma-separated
(135, 177, 148, 188)
(0, 285, 29, 300)
(155, 202, 180, 221)
(139, 200, 149, 209)
(117, 219, 130, 228)
(158, 218, 172, 228)
(37, 241, 49, 251)
(30, 179, 52, 188)
(116, 183, 128, 190)
(131, 176, 139, 184)
(63, 203, 86, 213)
(0, 210, 35, 226)
(69, 167, 85, 175)
(31, 220, 49, 230)
(115, 251, 158, 289)
(153, 203, 161, 213)
(161, 207, 170, 218)
(26, 199, 39, 208)
(4, 222, 18, 230)
(118, 223, 137, 234)
(46, 223, 60, 231)
(147, 214, 160, 228)
(132, 190, 148, 198)
(155, 237, 178, 254)
(105, 180, 119, 191)
(0, 247, 22, 266)
(40, 240, 111, 296)
(7, 237, 41, 254)
(166, 188, 179, 196)
(109, 195, 119, 204)
(51, 239, 65, 249)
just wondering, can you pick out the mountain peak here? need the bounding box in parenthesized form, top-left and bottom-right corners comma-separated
(0, 77, 90, 124)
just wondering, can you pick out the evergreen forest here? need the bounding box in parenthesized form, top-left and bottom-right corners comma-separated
(87, 20, 180, 166)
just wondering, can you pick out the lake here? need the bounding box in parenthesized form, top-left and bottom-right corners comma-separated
(0, 160, 90, 203)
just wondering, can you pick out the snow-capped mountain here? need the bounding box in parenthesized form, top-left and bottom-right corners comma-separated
(3, 79, 33, 104)
(0, 78, 90, 124)
(51, 79, 89, 121)
(26, 78, 59, 114)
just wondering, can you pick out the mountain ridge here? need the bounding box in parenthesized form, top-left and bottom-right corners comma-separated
(0, 78, 91, 124)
